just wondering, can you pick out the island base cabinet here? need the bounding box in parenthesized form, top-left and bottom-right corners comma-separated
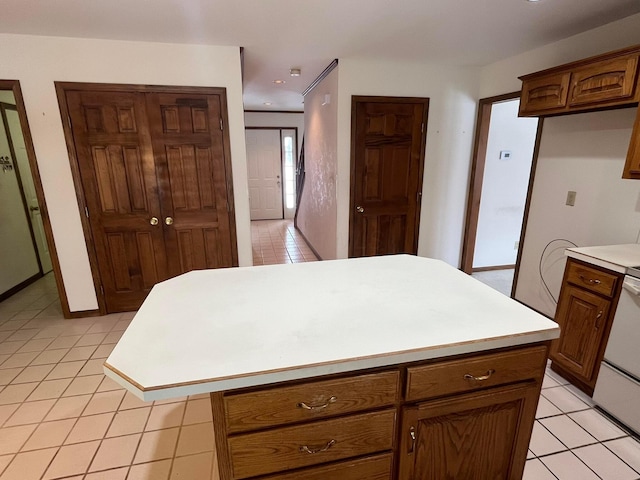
(397, 382, 541, 480)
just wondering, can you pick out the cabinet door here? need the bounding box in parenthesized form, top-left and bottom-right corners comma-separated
(623, 106, 640, 179)
(398, 382, 539, 480)
(550, 285, 611, 381)
(569, 55, 639, 107)
(519, 72, 570, 116)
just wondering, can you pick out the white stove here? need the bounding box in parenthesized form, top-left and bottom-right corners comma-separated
(593, 272, 640, 436)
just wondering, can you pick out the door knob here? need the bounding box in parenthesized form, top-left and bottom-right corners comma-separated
(356, 206, 365, 213)
(165, 217, 174, 226)
(29, 205, 40, 212)
(150, 217, 159, 226)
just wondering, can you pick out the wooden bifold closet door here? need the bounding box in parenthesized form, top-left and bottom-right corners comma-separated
(62, 85, 238, 313)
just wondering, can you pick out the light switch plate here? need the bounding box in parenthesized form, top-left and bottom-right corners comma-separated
(566, 191, 577, 206)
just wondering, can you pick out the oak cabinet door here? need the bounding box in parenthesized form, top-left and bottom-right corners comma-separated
(398, 382, 539, 480)
(519, 72, 570, 116)
(550, 285, 611, 382)
(568, 55, 639, 107)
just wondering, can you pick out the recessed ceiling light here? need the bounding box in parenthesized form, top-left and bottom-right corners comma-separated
(273, 80, 286, 84)
(263, 102, 272, 106)
(525, 0, 542, 2)
(290, 68, 301, 77)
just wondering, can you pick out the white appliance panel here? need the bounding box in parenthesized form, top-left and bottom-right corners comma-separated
(603, 276, 640, 379)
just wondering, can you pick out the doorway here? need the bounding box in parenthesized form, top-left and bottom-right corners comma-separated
(57, 83, 238, 313)
(0, 81, 63, 309)
(349, 96, 429, 257)
(245, 127, 298, 221)
(462, 93, 541, 296)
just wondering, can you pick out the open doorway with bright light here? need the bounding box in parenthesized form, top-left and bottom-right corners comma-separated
(462, 93, 542, 297)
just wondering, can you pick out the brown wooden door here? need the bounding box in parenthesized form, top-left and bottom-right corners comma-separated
(349, 97, 428, 257)
(67, 90, 169, 313)
(65, 86, 237, 313)
(145, 93, 235, 276)
(550, 285, 611, 381)
(398, 383, 539, 480)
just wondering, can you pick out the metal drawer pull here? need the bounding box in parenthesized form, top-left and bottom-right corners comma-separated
(299, 439, 336, 454)
(579, 275, 601, 285)
(464, 369, 495, 382)
(297, 396, 337, 410)
(408, 426, 416, 454)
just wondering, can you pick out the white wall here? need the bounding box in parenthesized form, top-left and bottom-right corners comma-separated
(0, 34, 250, 312)
(516, 109, 640, 316)
(479, 13, 640, 315)
(298, 68, 339, 260)
(474, 100, 538, 268)
(480, 13, 640, 98)
(336, 59, 480, 264)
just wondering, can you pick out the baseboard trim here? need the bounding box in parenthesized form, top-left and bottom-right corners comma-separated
(68, 309, 102, 319)
(294, 226, 323, 261)
(0, 272, 43, 303)
(472, 264, 516, 273)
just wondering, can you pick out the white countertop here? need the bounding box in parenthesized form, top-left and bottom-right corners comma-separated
(565, 244, 640, 274)
(104, 255, 559, 401)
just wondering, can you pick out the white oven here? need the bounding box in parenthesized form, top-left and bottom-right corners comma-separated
(593, 272, 640, 435)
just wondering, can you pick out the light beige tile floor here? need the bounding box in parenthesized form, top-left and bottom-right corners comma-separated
(251, 219, 318, 265)
(1, 221, 639, 479)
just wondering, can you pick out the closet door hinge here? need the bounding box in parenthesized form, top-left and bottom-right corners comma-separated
(219, 118, 224, 131)
(84, 206, 89, 218)
(67, 115, 72, 129)
(99, 285, 104, 296)
(421, 122, 425, 133)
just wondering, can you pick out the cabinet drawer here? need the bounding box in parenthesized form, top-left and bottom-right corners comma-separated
(405, 346, 548, 402)
(228, 409, 396, 479)
(566, 261, 618, 297)
(258, 453, 393, 480)
(224, 370, 399, 433)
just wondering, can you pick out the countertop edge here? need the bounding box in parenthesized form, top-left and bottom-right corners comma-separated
(104, 328, 559, 402)
(565, 250, 628, 273)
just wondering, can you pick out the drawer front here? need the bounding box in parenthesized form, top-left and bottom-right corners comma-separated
(258, 453, 393, 480)
(406, 345, 548, 402)
(228, 409, 396, 479)
(566, 261, 618, 297)
(224, 370, 399, 433)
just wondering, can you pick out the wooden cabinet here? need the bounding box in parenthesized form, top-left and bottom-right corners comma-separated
(398, 383, 540, 480)
(211, 344, 549, 480)
(518, 44, 640, 180)
(520, 72, 570, 115)
(568, 55, 638, 107)
(550, 258, 624, 395)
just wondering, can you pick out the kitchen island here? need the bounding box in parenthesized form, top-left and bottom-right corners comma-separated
(104, 255, 559, 479)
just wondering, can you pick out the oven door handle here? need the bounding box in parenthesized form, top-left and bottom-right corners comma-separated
(623, 281, 640, 296)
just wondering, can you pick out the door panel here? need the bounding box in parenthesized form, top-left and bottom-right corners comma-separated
(350, 97, 427, 257)
(145, 92, 235, 277)
(65, 86, 237, 313)
(246, 129, 284, 220)
(5, 108, 52, 273)
(67, 90, 167, 312)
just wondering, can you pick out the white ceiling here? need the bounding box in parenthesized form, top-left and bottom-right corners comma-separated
(2, 0, 640, 111)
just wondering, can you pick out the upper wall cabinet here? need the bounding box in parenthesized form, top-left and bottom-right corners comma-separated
(518, 45, 640, 180)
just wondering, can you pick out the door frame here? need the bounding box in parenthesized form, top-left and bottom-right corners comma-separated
(0, 80, 70, 314)
(245, 126, 299, 220)
(56, 82, 238, 315)
(461, 91, 544, 297)
(348, 95, 429, 257)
